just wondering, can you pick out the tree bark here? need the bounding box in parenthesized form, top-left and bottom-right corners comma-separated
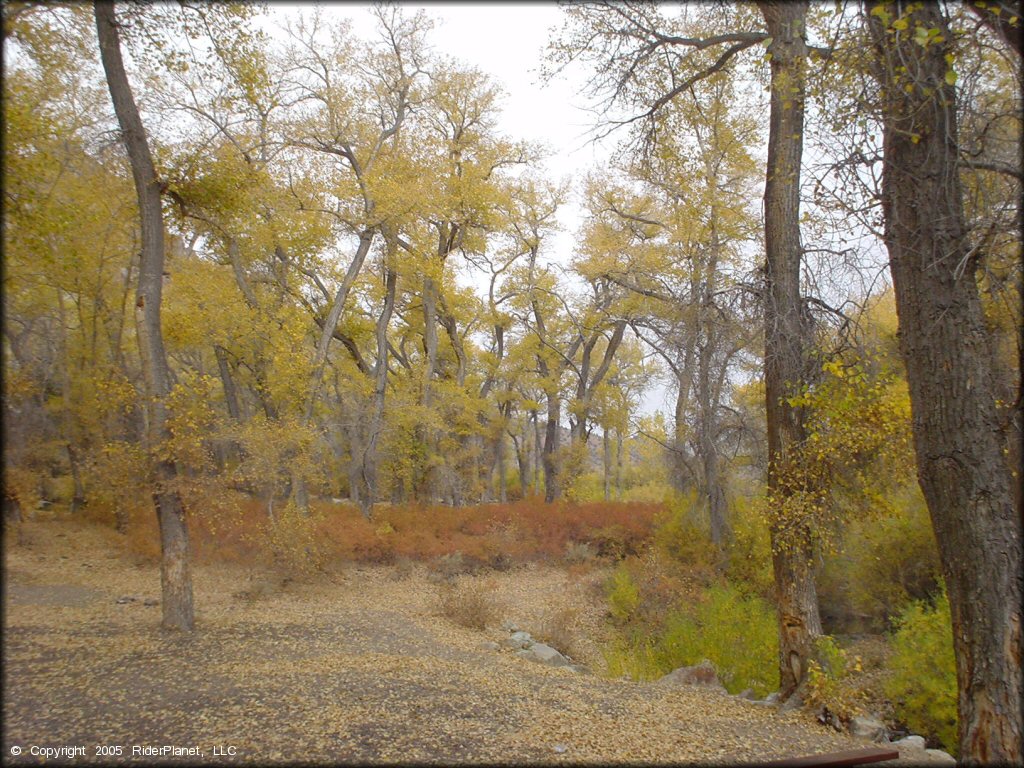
(758, 0, 821, 700)
(867, 4, 1023, 762)
(95, 0, 193, 632)
(542, 394, 561, 503)
(360, 265, 397, 520)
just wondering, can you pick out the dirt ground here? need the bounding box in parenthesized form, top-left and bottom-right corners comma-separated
(4, 517, 936, 765)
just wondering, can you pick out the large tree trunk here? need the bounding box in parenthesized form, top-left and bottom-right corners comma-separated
(758, 0, 821, 701)
(867, 4, 1023, 762)
(95, 0, 193, 632)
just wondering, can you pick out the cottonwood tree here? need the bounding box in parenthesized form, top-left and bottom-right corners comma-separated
(865, 2, 1022, 761)
(579, 72, 761, 546)
(548, 1, 826, 697)
(94, 0, 193, 631)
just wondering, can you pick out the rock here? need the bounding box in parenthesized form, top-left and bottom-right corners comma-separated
(552, 744, 568, 754)
(501, 620, 520, 633)
(567, 664, 589, 675)
(656, 660, 726, 691)
(476, 641, 500, 651)
(737, 688, 756, 701)
(510, 630, 533, 645)
(500, 636, 530, 650)
(894, 735, 926, 750)
(522, 643, 571, 667)
(764, 691, 779, 704)
(115, 595, 138, 604)
(849, 715, 889, 742)
(924, 749, 955, 764)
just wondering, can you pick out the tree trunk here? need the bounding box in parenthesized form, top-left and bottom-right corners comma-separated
(360, 265, 397, 520)
(95, 0, 193, 632)
(542, 394, 561, 503)
(603, 428, 612, 501)
(867, 4, 1023, 761)
(758, 0, 820, 700)
(532, 409, 542, 496)
(615, 427, 624, 500)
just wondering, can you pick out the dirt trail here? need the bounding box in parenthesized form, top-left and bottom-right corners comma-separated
(4, 518, 923, 765)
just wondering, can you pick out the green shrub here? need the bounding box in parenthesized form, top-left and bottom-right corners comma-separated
(806, 635, 868, 722)
(604, 581, 779, 697)
(884, 590, 957, 755)
(818, 484, 942, 632)
(652, 490, 716, 569)
(843, 489, 937, 626)
(606, 562, 640, 623)
(725, 494, 774, 598)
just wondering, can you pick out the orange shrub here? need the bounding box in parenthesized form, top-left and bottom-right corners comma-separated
(117, 491, 664, 569)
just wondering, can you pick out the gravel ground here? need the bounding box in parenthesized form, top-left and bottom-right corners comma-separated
(3, 518, 937, 765)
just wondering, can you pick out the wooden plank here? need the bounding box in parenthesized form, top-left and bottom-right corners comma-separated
(759, 746, 901, 767)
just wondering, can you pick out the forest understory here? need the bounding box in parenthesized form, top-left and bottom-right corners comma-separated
(4, 504, 955, 765)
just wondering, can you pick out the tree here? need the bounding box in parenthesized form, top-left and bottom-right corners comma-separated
(865, 2, 1022, 761)
(548, 1, 824, 698)
(94, 0, 193, 631)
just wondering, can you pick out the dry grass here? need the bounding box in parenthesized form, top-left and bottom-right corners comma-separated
(438, 578, 502, 631)
(533, 605, 582, 660)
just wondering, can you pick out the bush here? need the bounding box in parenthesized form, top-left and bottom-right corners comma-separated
(606, 562, 640, 623)
(534, 605, 581, 659)
(884, 590, 958, 755)
(725, 495, 774, 599)
(604, 580, 779, 697)
(847, 487, 942, 625)
(438, 579, 501, 631)
(805, 636, 869, 724)
(261, 503, 326, 579)
(564, 540, 597, 565)
(818, 485, 942, 632)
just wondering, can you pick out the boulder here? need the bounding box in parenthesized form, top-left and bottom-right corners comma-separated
(500, 636, 530, 650)
(501, 620, 520, 633)
(893, 735, 926, 750)
(656, 660, 726, 691)
(522, 643, 571, 667)
(924, 749, 955, 764)
(510, 630, 533, 645)
(849, 715, 889, 742)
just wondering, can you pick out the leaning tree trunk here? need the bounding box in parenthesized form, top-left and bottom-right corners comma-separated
(867, 3, 1022, 762)
(758, 0, 822, 702)
(95, 0, 193, 632)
